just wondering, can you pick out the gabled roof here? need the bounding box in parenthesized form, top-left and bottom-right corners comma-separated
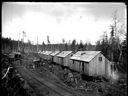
(13, 52, 21, 55)
(40, 51, 46, 54)
(45, 51, 53, 55)
(70, 51, 101, 62)
(57, 51, 72, 57)
(42, 51, 48, 54)
(50, 51, 60, 56)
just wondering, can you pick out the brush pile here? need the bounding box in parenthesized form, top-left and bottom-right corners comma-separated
(1, 53, 36, 96)
(40, 60, 127, 96)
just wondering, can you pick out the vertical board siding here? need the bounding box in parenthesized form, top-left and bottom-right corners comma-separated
(79, 61, 82, 72)
(70, 53, 111, 78)
(102, 54, 106, 75)
(105, 59, 112, 77)
(57, 53, 73, 67)
(58, 57, 61, 65)
(74, 61, 77, 71)
(75, 61, 78, 71)
(89, 60, 93, 76)
(69, 60, 72, 69)
(55, 56, 58, 64)
(54, 56, 58, 63)
(69, 59, 72, 68)
(66, 55, 70, 66)
(84, 62, 89, 75)
(96, 53, 105, 76)
(64, 54, 70, 66)
(89, 53, 106, 76)
(79, 62, 82, 72)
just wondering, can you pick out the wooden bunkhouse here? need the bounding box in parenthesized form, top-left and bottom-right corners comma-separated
(70, 51, 112, 77)
(49, 51, 60, 63)
(56, 51, 73, 67)
(44, 51, 53, 60)
(42, 51, 48, 59)
(9, 52, 21, 60)
(38, 51, 46, 59)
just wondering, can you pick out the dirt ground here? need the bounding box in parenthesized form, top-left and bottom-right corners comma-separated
(1, 53, 37, 96)
(2, 52, 127, 96)
(37, 60, 127, 96)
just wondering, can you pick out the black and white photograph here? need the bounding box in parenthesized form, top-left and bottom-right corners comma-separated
(2, 2, 127, 96)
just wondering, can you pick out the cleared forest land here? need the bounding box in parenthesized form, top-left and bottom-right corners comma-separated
(2, 52, 127, 96)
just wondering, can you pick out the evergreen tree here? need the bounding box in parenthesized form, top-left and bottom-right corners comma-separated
(71, 39, 76, 53)
(78, 40, 84, 51)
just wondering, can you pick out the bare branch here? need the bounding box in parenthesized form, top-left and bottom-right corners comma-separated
(2, 67, 13, 79)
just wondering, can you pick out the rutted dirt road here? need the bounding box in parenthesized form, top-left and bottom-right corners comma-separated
(15, 65, 84, 96)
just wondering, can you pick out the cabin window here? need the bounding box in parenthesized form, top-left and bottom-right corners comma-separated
(81, 52, 86, 55)
(99, 57, 102, 61)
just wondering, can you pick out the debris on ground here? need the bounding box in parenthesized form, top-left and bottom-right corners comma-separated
(1, 53, 37, 96)
(39, 60, 127, 96)
(2, 52, 127, 96)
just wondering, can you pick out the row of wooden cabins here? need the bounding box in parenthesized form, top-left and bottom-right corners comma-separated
(38, 51, 112, 78)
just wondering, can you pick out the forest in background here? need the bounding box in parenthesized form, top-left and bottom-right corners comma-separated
(1, 28, 127, 73)
(2, 10, 127, 73)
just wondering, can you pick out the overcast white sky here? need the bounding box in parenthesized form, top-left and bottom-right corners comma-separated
(2, 2, 126, 45)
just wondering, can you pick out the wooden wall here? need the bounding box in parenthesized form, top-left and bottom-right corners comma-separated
(70, 53, 111, 77)
(44, 54, 47, 60)
(63, 53, 73, 67)
(47, 55, 52, 60)
(56, 53, 73, 66)
(49, 55, 53, 61)
(83, 62, 89, 75)
(58, 57, 63, 65)
(105, 58, 112, 78)
(53, 55, 59, 64)
(39, 53, 44, 59)
(89, 53, 111, 76)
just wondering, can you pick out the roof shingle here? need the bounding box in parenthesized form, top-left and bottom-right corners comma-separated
(70, 51, 101, 62)
(57, 51, 72, 57)
(50, 51, 60, 56)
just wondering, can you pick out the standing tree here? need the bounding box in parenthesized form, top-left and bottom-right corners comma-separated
(62, 38, 65, 44)
(47, 35, 51, 50)
(22, 31, 26, 53)
(37, 36, 38, 52)
(85, 41, 93, 51)
(65, 43, 68, 51)
(101, 32, 110, 57)
(42, 41, 45, 51)
(96, 40, 102, 51)
(78, 40, 84, 51)
(47, 35, 50, 44)
(108, 10, 127, 73)
(62, 38, 65, 51)
(71, 39, 76, 53)
(28, 40, 31, 52)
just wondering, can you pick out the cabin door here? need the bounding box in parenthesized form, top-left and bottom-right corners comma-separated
(82, 62, 84, 73)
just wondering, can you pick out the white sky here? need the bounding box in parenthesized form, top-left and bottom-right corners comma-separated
(2, 2, 126, 45)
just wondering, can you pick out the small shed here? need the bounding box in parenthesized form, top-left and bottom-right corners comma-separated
(39, 51, 46, 59)
(70, 51, 111, 77)
(42, 51, 48, 59)
(44, 51, 53, 60)
(50, 51, 60, 63)
(9, 52, 21, 60)
(57, 51, 73, 67)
